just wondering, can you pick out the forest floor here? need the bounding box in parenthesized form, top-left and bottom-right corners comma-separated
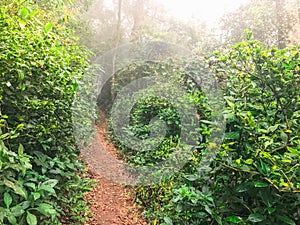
(81, 110, 147, 225)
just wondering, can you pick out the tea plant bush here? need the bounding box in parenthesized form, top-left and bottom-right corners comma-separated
(108, 59, 211, 167)
(114, 38, 300, 224)
(0, 1, 94, 224)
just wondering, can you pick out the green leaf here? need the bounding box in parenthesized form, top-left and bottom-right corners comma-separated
(163, 217, 173, 225)
(41, 179, 58, 188)
(259, 190, 273, 207)
(7, 215, 17, 225)
(18, 20, 26, 29)
(267, 207, 275, 214)
(16, 201, 30, 210)
(11, 205, 25, 217)
(204, 205, 213, 215)
(32, 192, 41, 201)
(244, 158, 254, 164)
(225, 97, 235, 108)
(268, 124, 279, 133)
(3, 178, 15, 189)
(255, 159, 270, 176)
(24, 183, 36, 190)
(16, 123, 24, 130)
(184, 174, 198, 181)
(277, 215, 296, 225)
(4, 192, 12, 209)
(224, 131, 240, 140)
(39, 185, 56, 195)
(225, 216, 242, 223)
(248, 213, 265, 223)
(236, 182, 252, 192)
(44, 23, 54, 33)
(26, 212, 37, 225)
(254, 181, 268, 188)
(37, 203, 56, 216)
(280, 131, 288, 142)
(13, 183, 27, 198)
(18, 144, 24, 155)
(20, 8, 29, 18)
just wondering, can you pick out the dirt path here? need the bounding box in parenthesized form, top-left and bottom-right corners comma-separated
(82, 111, 147, 225)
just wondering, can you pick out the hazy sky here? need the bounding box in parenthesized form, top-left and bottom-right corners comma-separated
(160, 0, 250, 24)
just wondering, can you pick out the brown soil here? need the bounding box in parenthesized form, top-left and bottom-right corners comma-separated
(82, 111, 147, 225)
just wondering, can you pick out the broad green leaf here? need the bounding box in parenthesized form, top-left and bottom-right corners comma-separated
(236, 182, 252, 192)
(11, 205, 25, 217)
(32, 192, 41, 201)
(37, 203, 57, 216)
(3, 178, 15, 189)
(248, 213, 265, 223)
(255, 159, 270, 176)
(24, 182, 36, 190)
(184, 174, 198, 181)
(200, 120, 216, 125)
(244, 158, 253, 164)
(276, 215, 296, 225)
(26, 212, 37, 225)
(41, 179, 58, 188)
(163, 217, 173, 225)
(287, 146, 300, 155)
(225, 97, 235, 108)
(19, 20, 26, 29)
(13, 184, 27, 198)
(280, 131, 288, 142)
(225, 216, 242, 223)
(4, 192, 12, 209)
(204, 205, 213, 215)
(16, 123, 24, 130)
(20, 8, 29, 18)
(254, 181, 268, 188)
(39, 185, 56, 195)
(259, 190, 273, 207)
(18, 144, 24, 155)
(7, 215, 17, 225)
(44, 23, 54, 33)
(268, 124, 279, 133)
(267, 207, 275, 214)
(224, 132, 240, 140)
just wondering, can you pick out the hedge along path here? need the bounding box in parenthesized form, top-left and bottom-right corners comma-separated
(82, 110, 147, 225)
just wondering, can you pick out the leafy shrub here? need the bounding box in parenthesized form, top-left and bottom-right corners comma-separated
(0, 117, 61, 225)
(209, 37, 300, 224)
(0, 1, 95, 224)
(132, 37, 300, 225)
(108, 59, 211, 167)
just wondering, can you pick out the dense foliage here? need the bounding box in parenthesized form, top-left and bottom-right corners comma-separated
(1, 0, 299, 224)
(108, 59, 211, 167)
(109, 37, 300, 224)
(0, 1, 94, 224)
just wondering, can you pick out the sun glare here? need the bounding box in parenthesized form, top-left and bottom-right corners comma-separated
(160, 0, 250, 25)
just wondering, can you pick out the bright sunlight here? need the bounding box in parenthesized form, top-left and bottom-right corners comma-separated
(160, 0, 250, 24)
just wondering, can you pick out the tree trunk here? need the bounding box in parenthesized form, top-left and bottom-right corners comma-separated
(111, 0, 122, 100)
(276, 0, 286, 49)
(130, 0, 145, 42)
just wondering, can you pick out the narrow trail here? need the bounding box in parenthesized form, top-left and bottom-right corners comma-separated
(82, 111, 147, 225)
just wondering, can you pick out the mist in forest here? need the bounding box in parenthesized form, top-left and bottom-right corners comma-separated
(73, 0, 300, 56)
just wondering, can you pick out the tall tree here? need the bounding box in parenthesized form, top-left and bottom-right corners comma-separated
(130, 0, 145, 42)
(276, 0, 286, 48)
(111, 0, 122, 99)
(221, 0, 297, 48)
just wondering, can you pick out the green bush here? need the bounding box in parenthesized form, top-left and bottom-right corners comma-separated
(0, 1, 94, 224)
(209, 37, 300, 224)
(132, 38, 300, 224)
(108, 59, 211, 167)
